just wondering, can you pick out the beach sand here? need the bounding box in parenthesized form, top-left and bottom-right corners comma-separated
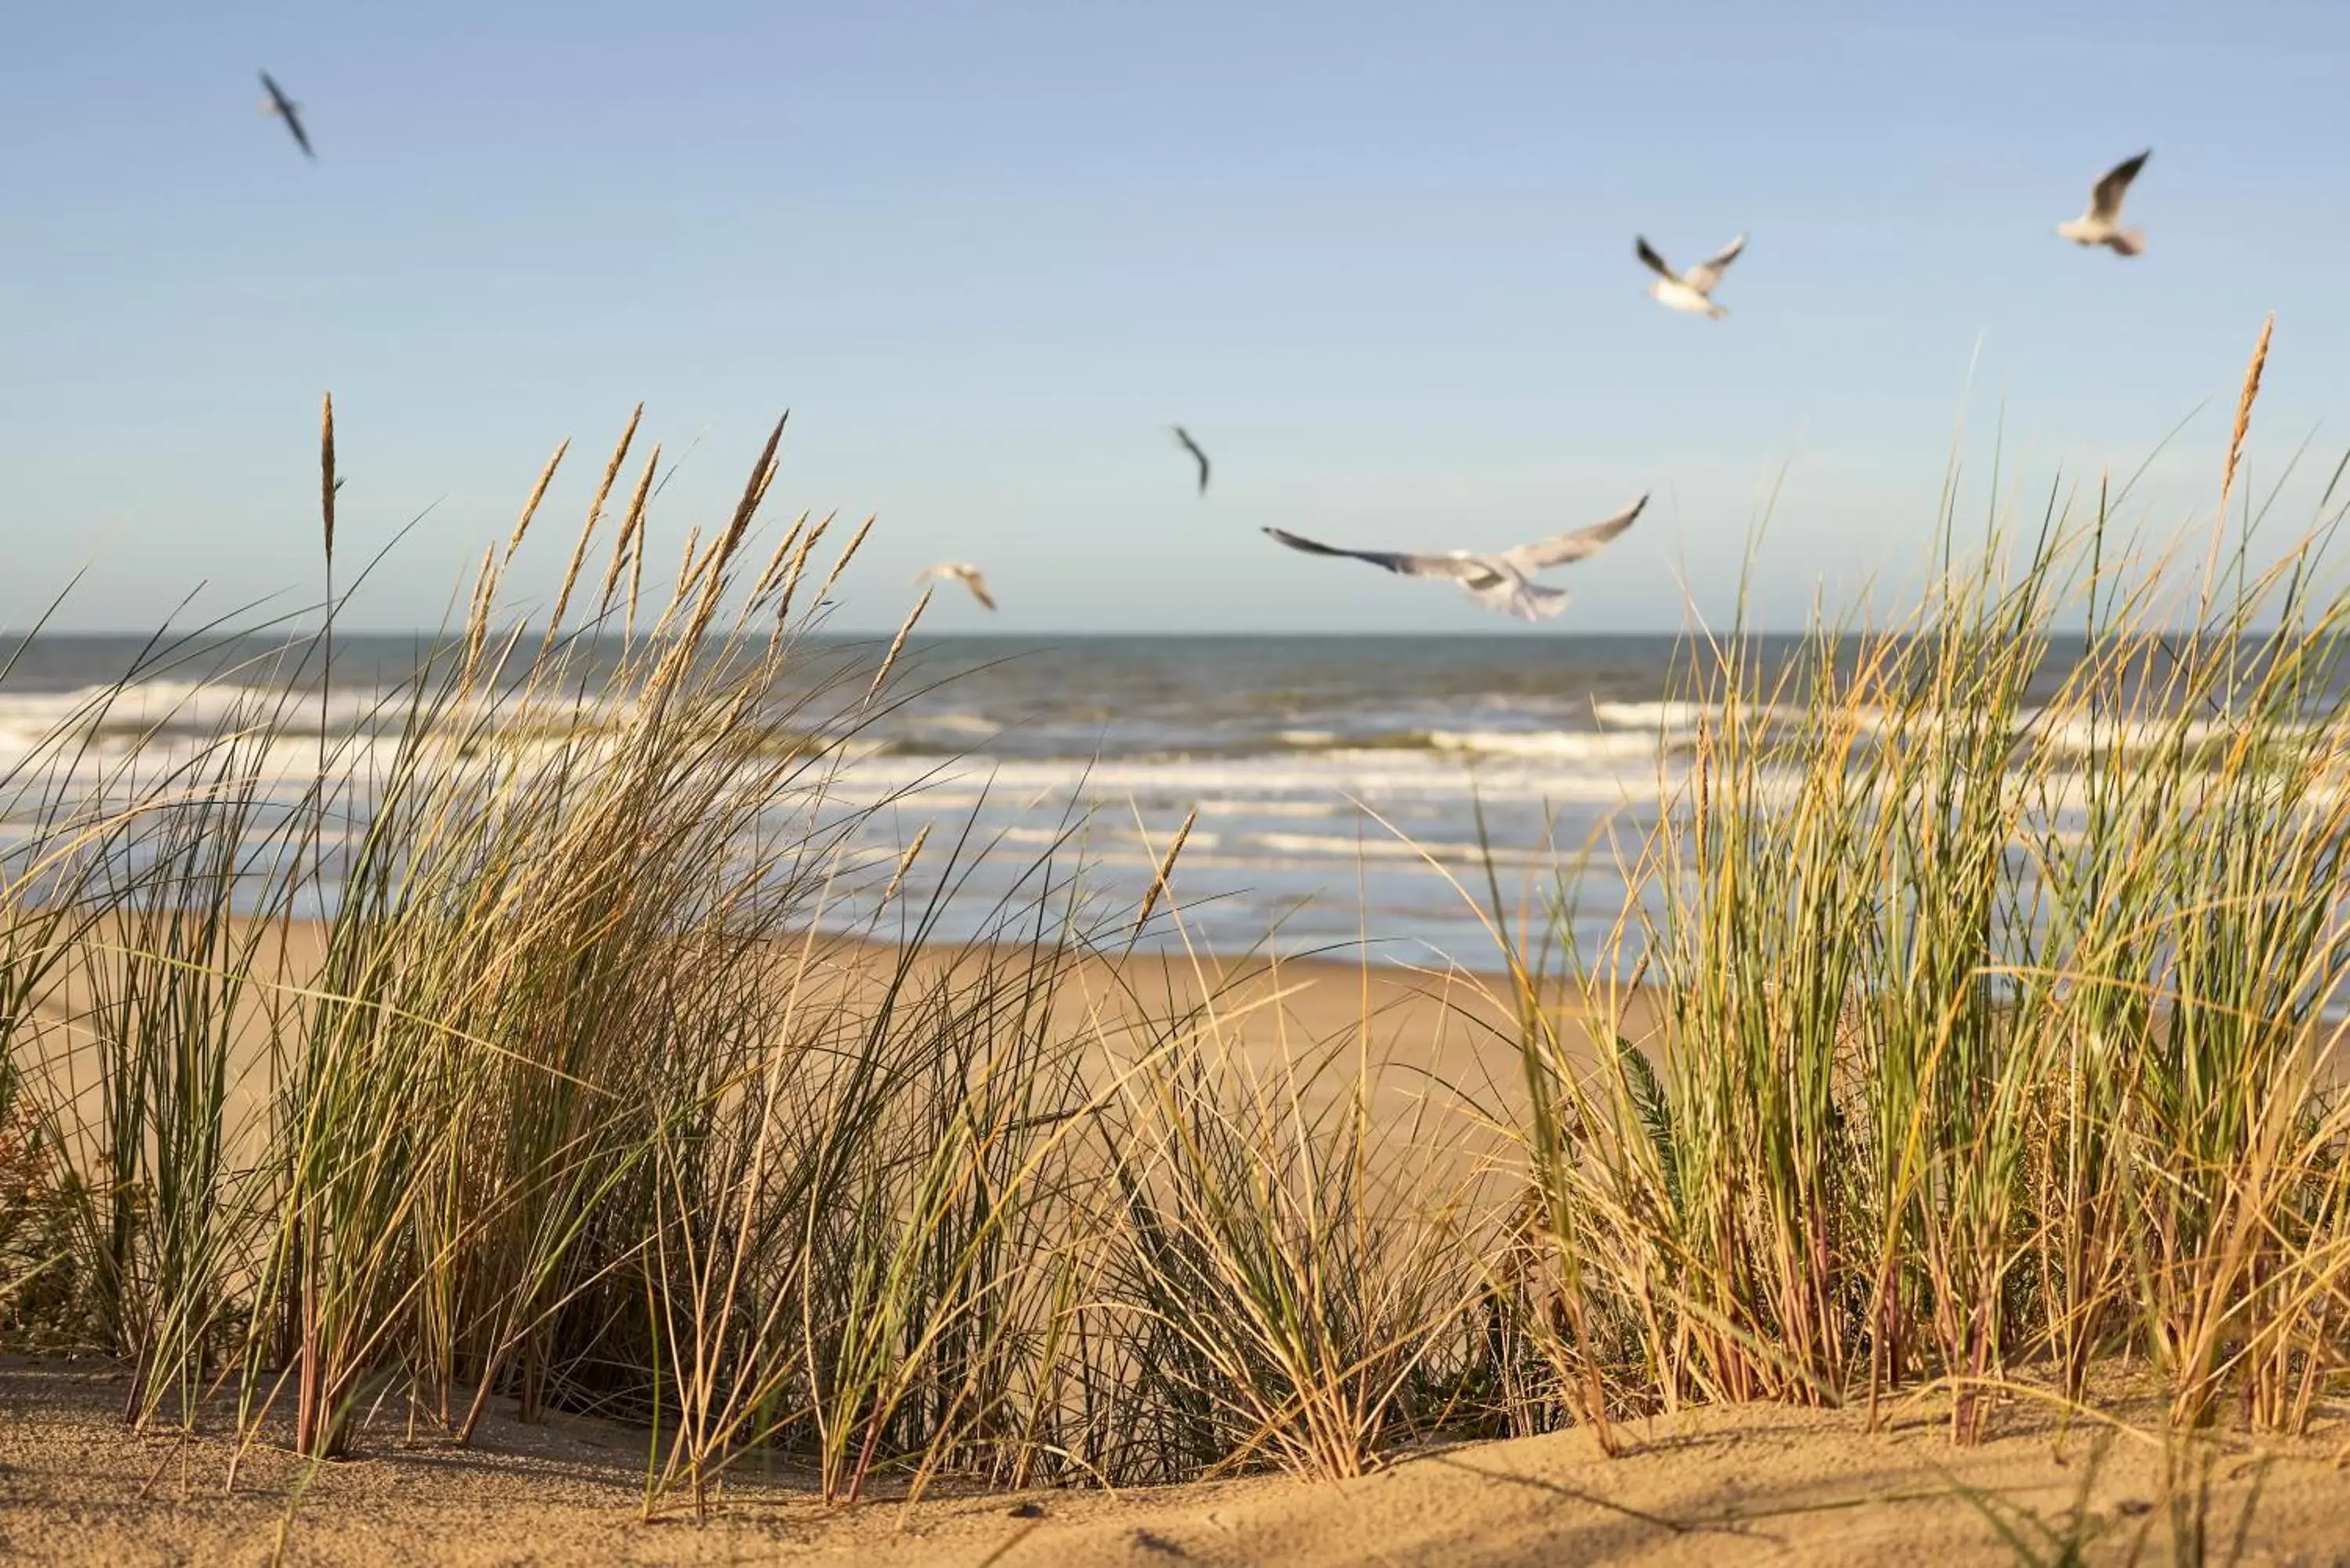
(19, 919, 1614, 1180)
(4, 1353, 2346, 1566)
(8, 931, 2347, 1564)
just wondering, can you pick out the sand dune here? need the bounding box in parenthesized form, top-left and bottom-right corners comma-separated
(10, 927, 2346, 1563)
(4, 1356, 2343, 1566)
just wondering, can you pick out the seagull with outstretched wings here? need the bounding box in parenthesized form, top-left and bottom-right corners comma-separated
(2057, 150, 2150, 255)
(259, 72, 315, 160)
(914, 562, 996, 611)
(1635, 234, 1744, 318)
(1263, 496, 1646, 622)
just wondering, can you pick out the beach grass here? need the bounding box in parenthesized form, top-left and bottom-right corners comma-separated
(2, 327, 2346, 1522)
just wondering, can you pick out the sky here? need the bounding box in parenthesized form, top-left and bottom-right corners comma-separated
(3, 0, 2347, 634)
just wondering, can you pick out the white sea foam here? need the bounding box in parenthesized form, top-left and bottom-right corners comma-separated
(1590, 700, 1712, 732)
(1191, 797, 1350, 819)
(1578, 697, 2337, 761)
(1249, 831, 1556, 866)
(0, 679, 645, 773)
(821, 751, 1661, 810)
(2018, 708, 2322, 756)
(991, 822, 1226, 852)
(911, 710, 1002, 738)
(1421, 728, 1665, 763)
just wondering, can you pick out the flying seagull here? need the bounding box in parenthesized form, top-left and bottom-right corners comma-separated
(259, 71, 314, 160)
(1262, 496, 1647, 622)
(914, 562, 996, 611)
(1636, 234, 1744, 319)
(2056, 150, 2150, 256)
(1170, 426, 1210, 496)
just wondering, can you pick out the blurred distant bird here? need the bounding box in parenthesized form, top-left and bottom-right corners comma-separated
(259, 71, 314, 160)
(2056, 150, 2150, 256)
(1170, 426, 1210, 496)
(1635, 234, 1744, 319)
(915, 562, 996, 611)
(1262, 496, 1647, 622)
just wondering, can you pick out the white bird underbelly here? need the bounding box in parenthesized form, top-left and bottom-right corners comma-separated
(2057, 219, 2143, 255)
(1650, 280, 1723, 318)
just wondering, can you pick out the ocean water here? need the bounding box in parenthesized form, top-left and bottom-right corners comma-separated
(0, 630, 2337, 969)
(844, 634, 1713, 963)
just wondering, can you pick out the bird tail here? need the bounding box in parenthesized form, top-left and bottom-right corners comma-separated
(1513, 585, 1573, 621)
(1473, 580, 1571, 620)
(2111, 229, 2146, 257)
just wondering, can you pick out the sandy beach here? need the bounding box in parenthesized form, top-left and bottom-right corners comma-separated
(5, 1353, 2345, 1566)
(20, 919, 1589, 1157)
(9, 929, 2348, 1563)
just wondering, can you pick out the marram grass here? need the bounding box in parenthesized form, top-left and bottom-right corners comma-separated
(0, 337, 2344, 1525)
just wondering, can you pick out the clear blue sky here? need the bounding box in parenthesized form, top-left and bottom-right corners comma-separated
(4, 1, 2345, 633)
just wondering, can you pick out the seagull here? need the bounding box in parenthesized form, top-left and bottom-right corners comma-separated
(1170, 426, 1210, 496)
(914, 562, 996, 611)
(1262, 496, 1646, 622)
(259, 71, 314, 160)
(1636, 234, 1744, 319)
(2056, 150, 2150, 256)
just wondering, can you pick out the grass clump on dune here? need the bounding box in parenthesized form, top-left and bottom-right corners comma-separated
(0, 324, 2345, 1529)
(1514, 321, 2350, 1452)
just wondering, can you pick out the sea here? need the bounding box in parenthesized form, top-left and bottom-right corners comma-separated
(0, 630, 2330, 970)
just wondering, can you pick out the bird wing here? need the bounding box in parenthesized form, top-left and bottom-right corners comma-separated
(2089, 150, 2149, 222)
(1499, 495, 1648, 574)
(1634, 237, 1677, 281)
(1171, 426, 1210, 493)
(961, 569, 996, 610)
(1681, 234, 1745, 294)
(263, 73, 320, 157)
(1262, 528, 1488, 581)
(260, 74, 315, 158)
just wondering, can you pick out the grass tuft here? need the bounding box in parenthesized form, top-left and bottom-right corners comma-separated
(1, 351, 2344, 1527)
